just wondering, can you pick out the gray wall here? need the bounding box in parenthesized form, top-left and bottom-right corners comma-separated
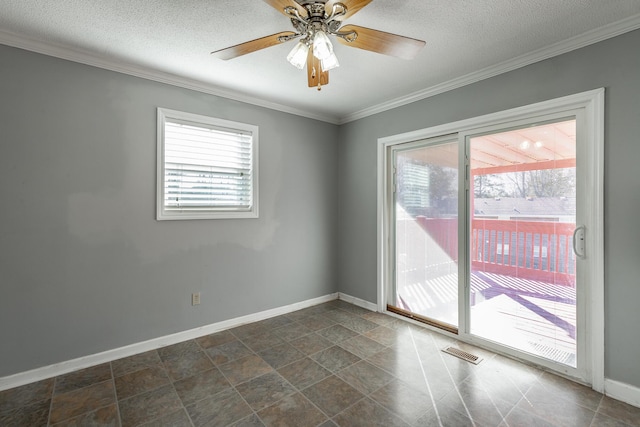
(0, 45, 339, 376)
(2, 28, 639, 390)
(337, 29, 640, 388)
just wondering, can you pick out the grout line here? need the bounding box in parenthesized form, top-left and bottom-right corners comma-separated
(108, 362, 123, 427)
(408, 328, 444, 427)
(46, 376, 56, 426)
(431, 336, 479, 426)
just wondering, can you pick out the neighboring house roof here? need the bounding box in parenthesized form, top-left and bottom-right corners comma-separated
(475, 197, 576, 217)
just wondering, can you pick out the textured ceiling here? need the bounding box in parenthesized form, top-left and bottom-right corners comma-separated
(1, 0, 639, 123)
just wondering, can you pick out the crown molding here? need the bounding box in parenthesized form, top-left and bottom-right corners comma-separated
(1, 13, 639, 126)
(339, 13, 640, 124)
(0, 29, 341, 125)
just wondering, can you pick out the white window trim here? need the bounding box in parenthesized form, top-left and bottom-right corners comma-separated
(377, 88, 604, 391)
(156, 108, 259, 220)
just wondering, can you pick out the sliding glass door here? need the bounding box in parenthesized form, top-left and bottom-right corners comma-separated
(383, 89, 604, 384)
(467, 119, 579, 367)
(389, 136, 460, 331)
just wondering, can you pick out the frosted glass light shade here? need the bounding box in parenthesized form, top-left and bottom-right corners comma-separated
(313, 31, 333, 60)
(321, 51, 339, 71)
(287, 41, 309, 69)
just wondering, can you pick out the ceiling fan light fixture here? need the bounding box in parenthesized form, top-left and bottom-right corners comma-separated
(321, 51, 339, 71)
(286, 40, 309, 69)
(312, 30, 333, 60)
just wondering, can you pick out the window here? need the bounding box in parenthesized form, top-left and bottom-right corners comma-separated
(157, 108, 258, 220)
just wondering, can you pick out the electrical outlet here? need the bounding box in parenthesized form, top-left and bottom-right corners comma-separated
(192, 292, 201, 306)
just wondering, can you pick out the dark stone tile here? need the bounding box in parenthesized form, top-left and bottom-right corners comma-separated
(283, 308, 315, 322)
(478, 354, 542, 395)
(438, 381, 514, 427)
(239, 331, 287, 352)
(364, 326, 408, 347)
(501, 406, 555, 426)
(111, 350, 162, 377)
(328, 300, 355, 311)
(162, 349, 213, 382)
(157, 340, 201, 362)
(315, 324, 359, 343)
(416, 406, 476, 427)
(273, 323, 313, 341)
(598, 396, 640, 427)
(49, 380, 116, 424)
(369, 379, 433, 425)
(318, 421, 338, 427)
(333, 397, 411, 427)
(518, 384, 596, 426)
(310, 346, 361, 372)
(257, 343, 305, 369)
(531, 371, 603, 411)
(338, 315, 379, 334)
(218, 355, 273, 385)
(337, 303, 372, 316)
(297, 314, 336, 331)
(118, 384, 182, 427)
(383, 318, 413, 331)
(464, 368, 530, 406)
(229, 413, 266, 427)
(0, 398, 50, 427)
(258, 315, 294, 330)
(138, 408, 192, 427)
(366, 347, 418, 374)
(54, 364, 112, 395)
(173, 367, 231, 406)
(405, 364, 455, 401)
(289, 333, 334, 356)
(195, 330, 237, 349)
(362, 311, 395, 326)
(277, 357, 331, 390)
(338, 335, 386, 359)
(236, 371, 297, 411)
(337, 361, 395, 395)
(186, 388, 252, 427)
(50, 404, 119, 426)
(257, 392, 326, 427)
(591, 412, 636, 427)
(322, 309, 359, 324)
(204, 340, 253, 365)
(0, 378, 54, 413)
(114, 363, 170, 400)
(230, 322, 270, 340)
(302, 375, 364, 417)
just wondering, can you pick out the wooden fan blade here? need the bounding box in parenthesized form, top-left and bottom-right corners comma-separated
(307, 47, 329, 89)
(325, 0, 372, 20)
(335, 25, 425, 60)
(262, 0, 307, 17)
(211, 32, 296, 60)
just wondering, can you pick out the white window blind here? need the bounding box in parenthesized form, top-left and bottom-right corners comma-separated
(157, 109, 258, 220)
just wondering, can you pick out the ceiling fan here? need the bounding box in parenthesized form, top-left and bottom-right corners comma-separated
(211, 0, 426, 90)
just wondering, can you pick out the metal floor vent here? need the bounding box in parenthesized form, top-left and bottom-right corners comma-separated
(442, 347, 483, 365)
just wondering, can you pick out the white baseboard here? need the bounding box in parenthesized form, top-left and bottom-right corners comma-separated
(338, 292, 377, 312)
(0, 293, 339, 392)
(605, 378, 640, 408)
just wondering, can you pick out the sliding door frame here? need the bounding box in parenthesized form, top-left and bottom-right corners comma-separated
(376, 88, 604, 390)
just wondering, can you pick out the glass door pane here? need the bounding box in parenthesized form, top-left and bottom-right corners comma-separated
(392, 140, 459, 328)
(468, 119, 577, 367)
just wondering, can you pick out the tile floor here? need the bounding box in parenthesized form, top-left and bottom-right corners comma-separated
(1, 300, 639, 426)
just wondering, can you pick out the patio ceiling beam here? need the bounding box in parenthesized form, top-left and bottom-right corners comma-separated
(472, 158, 576, 175)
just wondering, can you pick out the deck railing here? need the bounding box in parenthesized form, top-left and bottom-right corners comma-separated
(416, 217, 576, 286)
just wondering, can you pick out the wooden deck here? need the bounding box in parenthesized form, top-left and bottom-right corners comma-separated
(397, 271, 577, 366)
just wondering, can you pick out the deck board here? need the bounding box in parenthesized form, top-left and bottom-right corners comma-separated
(397, 271, 577, 365)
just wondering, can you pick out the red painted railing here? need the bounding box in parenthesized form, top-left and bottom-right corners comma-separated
(416, 217, 576, 287)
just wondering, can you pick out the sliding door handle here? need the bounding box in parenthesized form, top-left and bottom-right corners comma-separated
(573, 225, 586, 259)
